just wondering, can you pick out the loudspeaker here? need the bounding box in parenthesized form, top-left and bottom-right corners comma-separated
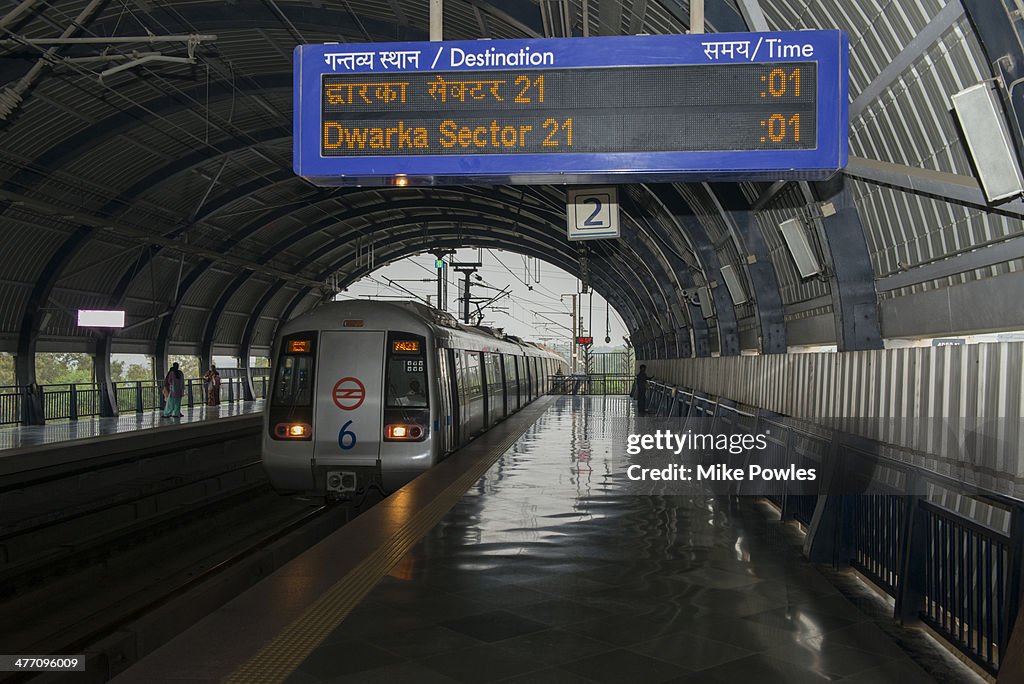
(696, 286, 714, 318)
(779, 217, 822, 278)
(719, 265, 748, 305)
(951, 82, 1024, 202)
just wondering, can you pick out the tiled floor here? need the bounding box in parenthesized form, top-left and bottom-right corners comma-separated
(284, 396, 981, 684)
(0, 399, 263, 451)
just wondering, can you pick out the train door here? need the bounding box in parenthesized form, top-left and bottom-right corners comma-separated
(453, 350, 468, 442)
(435, 348, 452, 455)
(447, 348, 461, 447)
(464, 351, 486, 436)
(524, 355, 532, 402)
(313, 330, 384, 468)
(481, 353, 491, 429)
(509, 355, 520, 411)
(498, 355, 509, 417)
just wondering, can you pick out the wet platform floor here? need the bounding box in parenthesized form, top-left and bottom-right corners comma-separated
(0, 399, 263, 452)
(282, 396, 978, 684)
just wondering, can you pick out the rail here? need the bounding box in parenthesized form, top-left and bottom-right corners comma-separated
(0, 373, 271, 426)
(637, 378, 1024, 676)
(550, 374, 634, 395)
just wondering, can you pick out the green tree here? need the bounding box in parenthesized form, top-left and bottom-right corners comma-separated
(111, 360, 154, 382)
(169, 355, 200, 380)
(0, 353, 14, 386)
(35, 353, 94, 385)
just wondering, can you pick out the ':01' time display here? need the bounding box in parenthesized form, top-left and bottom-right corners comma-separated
(318, 62, 818, 158)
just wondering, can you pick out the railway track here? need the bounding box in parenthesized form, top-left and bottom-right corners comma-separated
(0, 426, 382, 683)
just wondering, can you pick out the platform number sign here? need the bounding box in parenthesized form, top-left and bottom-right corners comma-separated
(567, 187, 619, 241)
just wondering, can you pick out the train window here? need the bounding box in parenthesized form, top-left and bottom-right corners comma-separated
(386, 357, 427, 407)
(463, 352, 483, 398)
(386, 332, 428, 408)
(484, 353, 501, 391)
(272, 333, 316, 406)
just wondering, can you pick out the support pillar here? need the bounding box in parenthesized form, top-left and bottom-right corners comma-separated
(155, 315, 171, 409)
(812, 176, 883, 351)
(94, 332, 118, 418)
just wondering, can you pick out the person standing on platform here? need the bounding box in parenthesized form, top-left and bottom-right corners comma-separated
(204, 364, 221, 406)
(163, 362, 185, 418)
(634, 364, 649, 415)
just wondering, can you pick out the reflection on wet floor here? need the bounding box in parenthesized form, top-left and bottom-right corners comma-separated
(285, 396, 979, 684)
(0, 400, 263, 451)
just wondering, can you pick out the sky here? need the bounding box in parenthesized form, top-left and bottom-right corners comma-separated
(339, 247, 630, 357)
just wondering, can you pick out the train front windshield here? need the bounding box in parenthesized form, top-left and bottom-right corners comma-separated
(272, 334, 316, 407)
(386, 356, 427, 407)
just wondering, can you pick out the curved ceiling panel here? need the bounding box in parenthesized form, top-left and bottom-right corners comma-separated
(0, 0, 1019, 383)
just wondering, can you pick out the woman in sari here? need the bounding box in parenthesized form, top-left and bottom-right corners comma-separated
(204, 364, 221, 406)
(162, 363, 185, 418)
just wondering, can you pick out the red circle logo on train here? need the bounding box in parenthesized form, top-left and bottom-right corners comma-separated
(332, 377, 366, 410)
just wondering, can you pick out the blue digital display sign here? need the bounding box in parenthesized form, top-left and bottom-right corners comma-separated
(293, 31, 848, 186)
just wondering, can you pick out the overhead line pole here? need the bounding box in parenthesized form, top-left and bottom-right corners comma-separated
(690, 0, 704, 34)
(430, 0, 443, 41)
(561, 293, 578, 372)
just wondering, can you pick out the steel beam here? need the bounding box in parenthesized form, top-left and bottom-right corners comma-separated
(876, 234, 1024, 292)
(0, 33, 216, 46)
(850, 0, 965, 119)
(845, 155, 1024, 218)
(735, 0, 768, 32)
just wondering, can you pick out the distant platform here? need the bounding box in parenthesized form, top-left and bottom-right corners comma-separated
(0, 400, 264, 455)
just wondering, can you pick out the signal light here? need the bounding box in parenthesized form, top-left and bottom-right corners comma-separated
(385, 424, 423, 441)
(274, 422, 312, 440)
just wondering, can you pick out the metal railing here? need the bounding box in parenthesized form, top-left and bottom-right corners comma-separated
(851, 495, 906, 596)
(637, 378, 1024, 676)
(0, 373, 272, 426)
(550, 374, 634, 395)
(920, 500, 1018, 673)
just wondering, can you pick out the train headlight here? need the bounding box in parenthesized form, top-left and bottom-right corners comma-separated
(274, 422, 312, 440)
(385, 424, 424, 441)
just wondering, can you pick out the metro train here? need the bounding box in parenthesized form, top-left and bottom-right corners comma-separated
(262, 299, 567, 496)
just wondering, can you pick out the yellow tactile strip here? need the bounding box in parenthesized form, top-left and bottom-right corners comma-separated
(224, 399, 552, 684)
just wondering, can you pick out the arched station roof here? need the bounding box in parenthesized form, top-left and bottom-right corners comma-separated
(1, 0, 1022, 382)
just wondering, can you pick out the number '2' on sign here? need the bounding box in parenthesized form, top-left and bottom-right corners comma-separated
(567, 187, 620, 241)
